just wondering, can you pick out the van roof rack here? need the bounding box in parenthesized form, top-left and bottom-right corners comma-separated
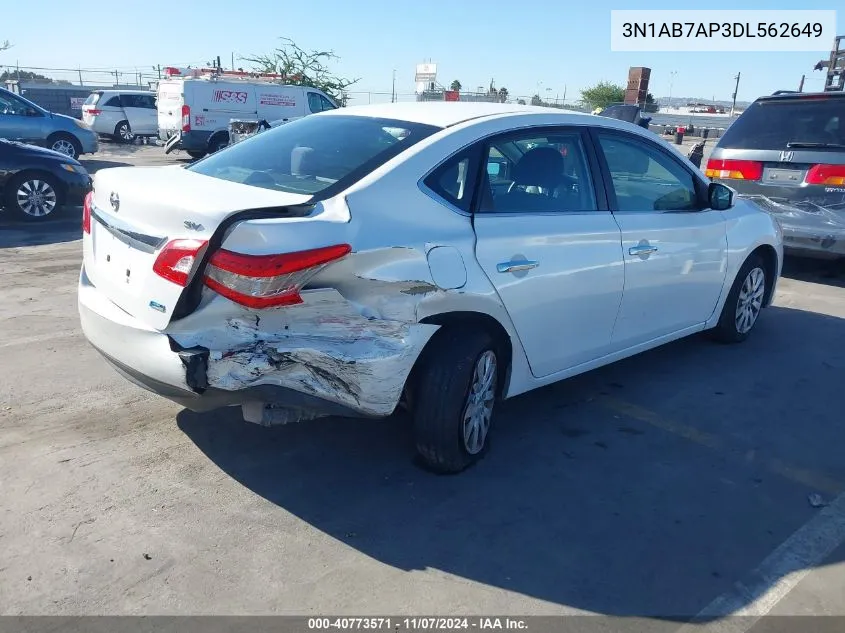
(163, 66, 300, 83)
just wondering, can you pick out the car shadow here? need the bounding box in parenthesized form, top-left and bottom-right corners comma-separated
(782, 256, 845, 289)
(0, 206, 82, 247)
(80, 158, 133, 173)
(176, 305, 845, 620)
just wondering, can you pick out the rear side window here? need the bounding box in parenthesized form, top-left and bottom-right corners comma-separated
(104, 95, 122, 107)
(718, 97, 845, 150)
(188, 114, 441, 197)
(84, 92, 102, 106)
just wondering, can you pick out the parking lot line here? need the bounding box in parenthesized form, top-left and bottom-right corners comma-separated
(675, 490, 845, 631)
(600, 396, 843, 495)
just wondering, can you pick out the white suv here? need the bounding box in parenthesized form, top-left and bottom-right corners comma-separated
(81, 90, 157, 143)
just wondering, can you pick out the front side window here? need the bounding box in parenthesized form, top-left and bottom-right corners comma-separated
(188, 114, 440, 196)
(597, 133, 699, 212)
(0, 92, 31, 116)
(307, 92, 324, 113)
(480, 130, 597, 213)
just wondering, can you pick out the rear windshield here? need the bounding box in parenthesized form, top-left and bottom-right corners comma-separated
(84, 92, 102, 106)
(718, 97, 845, 150)
(188, 115, 441, 196)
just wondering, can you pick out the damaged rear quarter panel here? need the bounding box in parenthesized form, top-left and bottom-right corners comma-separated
(167, 289, 439, 417)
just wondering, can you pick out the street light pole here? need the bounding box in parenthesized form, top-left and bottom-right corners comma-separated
(391, 69, 396, 103)
(668, 70, 678, 109)
(731, 72, 741, 116)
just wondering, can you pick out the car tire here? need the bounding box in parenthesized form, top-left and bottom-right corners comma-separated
(46, 133, 81, 160)
(710, 253, 768, 344)
(114, 121, 135, 144)
(187, 150, 206, 160)
(208, 134, 229, 154)
(4, 172, 64, 222)
(411, 328, 500, 474)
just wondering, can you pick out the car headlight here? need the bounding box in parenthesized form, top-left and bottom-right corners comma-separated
(60, 163, 87, 175)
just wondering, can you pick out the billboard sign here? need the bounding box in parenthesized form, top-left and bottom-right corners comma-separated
(415, 63, 437, 84)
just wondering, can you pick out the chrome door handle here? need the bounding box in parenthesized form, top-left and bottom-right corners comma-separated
(629, 245, 658, 256)
(497, 260, 539, 273)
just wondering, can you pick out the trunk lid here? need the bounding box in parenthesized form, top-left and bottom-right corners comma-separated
(83, 165, 312, 330)
(156, 80, 184, 137)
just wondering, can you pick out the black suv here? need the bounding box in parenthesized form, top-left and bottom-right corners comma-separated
(706, 92, 845, 259)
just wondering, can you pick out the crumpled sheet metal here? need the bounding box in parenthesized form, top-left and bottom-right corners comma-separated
(742, 194, 845, 255)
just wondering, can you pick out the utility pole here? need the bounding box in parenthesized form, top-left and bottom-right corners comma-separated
(114, 70, 119, 86)
(391, 69, 396, 103)
(730, 72, 741, 116)
(668, 70, 678, 109)
(563, 84, 567, 103)
(78, 67, 83, 86)
(231, 52, 235, 70)
(798, 74, 805, 92)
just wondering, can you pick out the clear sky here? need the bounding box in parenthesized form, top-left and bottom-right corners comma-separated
(1, 0, 841, 104)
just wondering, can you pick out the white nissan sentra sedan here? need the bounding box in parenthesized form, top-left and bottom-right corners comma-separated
(78, 102, 783, 473)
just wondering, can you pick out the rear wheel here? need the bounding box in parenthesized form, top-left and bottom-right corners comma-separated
(411, 328, 500, 474)
(114, 120, 135, 143)
(710, 253, 768, 343)
(47, 133, 81, 159)
(4, 173, 63, 221)
(208, 134, 229, 154)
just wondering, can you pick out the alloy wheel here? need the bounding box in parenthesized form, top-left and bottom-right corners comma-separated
(16, 179, 58, 218)
(735, 267, 765, 334)
(461, 350, 497, 455)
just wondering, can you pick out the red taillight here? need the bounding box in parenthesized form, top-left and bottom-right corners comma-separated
(181, 105, 191, 132)
(705, 158, 763, 181)
(152, 239, 208, 287)
(82, 192, 92, 234)
(805, 164, 845, 186)
(85, 108, 102, 116)
(204, 244, 352, 308)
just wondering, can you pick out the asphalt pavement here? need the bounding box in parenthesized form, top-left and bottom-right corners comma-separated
(0, 141, 843, 628)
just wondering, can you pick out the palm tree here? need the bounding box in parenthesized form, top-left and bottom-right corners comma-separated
(450, 80, 462, 92)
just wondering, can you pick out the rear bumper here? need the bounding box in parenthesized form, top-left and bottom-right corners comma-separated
(158, 130, 212, 152)
(738, 194, 845, 259)
(78, 266, 438, 419)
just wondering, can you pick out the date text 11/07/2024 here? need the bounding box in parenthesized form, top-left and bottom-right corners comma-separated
(621, 22, 824, 39)
(307, 617, 529, 631)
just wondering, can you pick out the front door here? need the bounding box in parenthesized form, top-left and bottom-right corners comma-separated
(0, 91, 45, 144)
(123, 94, 157, 135)
(593, 130, 728, 349)
(468, 127, 625, 378)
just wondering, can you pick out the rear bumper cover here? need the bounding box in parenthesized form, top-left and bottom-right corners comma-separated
(739, 195, 845, 259)
(78, 266, 438, 419)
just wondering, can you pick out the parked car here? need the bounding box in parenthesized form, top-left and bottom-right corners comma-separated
(0, 138, 91, 221)
(81, 90, 157, 143)
(78, 102, 782, 473)
(157, 74, 337, 159)
(0, 86, 98, 159)
(706, 91, 845, 260)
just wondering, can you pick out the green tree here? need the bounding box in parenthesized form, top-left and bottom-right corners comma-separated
(498, 87, 509, 103)
(450, 79, 462, 92)
(0, 70, 51, 82)
(580, 81, 625, 110)
(530, 94, 543, 106)
(244, 37, 359, 102)
(643, 92, 658, 113)
(517, 98, 526, 105)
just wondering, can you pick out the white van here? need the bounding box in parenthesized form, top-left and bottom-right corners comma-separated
(157, 74, 338, 158)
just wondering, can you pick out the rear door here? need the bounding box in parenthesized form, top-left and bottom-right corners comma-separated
(157, 80, 184, 138)
(466, 126, 626, 378)
(593, 128, 727, 349)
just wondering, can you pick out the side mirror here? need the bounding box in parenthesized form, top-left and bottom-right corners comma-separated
(487, 162, 501, 177)
(709, 182, 735, 211)
(26, 108, 40, 117)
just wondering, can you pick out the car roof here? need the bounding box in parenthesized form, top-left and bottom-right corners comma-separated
(755, 91, 845, 103)
(95, 89, 154, 95)
(317, 101, 594, 128)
